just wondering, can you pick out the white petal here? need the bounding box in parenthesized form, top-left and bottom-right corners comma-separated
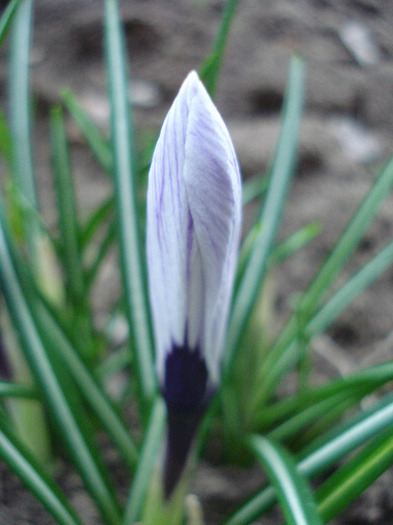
(183, 78, 242, 383)
(146, 73, 196, 381)
(146, 71, 242, 386)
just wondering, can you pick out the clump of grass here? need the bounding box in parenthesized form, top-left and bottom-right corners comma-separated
(1, 1, 393, 524)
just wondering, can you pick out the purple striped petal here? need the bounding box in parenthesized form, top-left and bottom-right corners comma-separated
(146, 71, 242, 398)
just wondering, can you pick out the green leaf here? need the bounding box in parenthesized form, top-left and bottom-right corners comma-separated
(225, 391, 393, 525)
(0, 108, 12, 163)
(123, 397, 166, 523)
(85, 218, 117, 289)
(225, 55, 305, 372)
(0, 380, 37, 399)
(80, 195, 115, 250)
(0, 203, 121, 525)
(0, 0, 21, 46)
(104, 0, 156, 409)
(317, 425, 393, 522)
(62, 89, 114, 175)
(224, 484, 276, 525)
(9, 0, 39, 261)
(238, 221, 321, 291)
(95, 346, 132, 383)
(242, 173, 269, 206)
(250, 435, 322, 525)
(307, 238, 393, 337)
(51, 106, 85, 302)
(297, 392, 393, 476)
(259, 360, 393, 428)
(270, 222, 322, 267)
(199, 0, 240, 98)
(266, 390, 361, 443)
(258, 234, 393, 408)
(260, 153, 393, 402)
(50, 106, 95, 359)
(0, 413, 83, 525)
(34, 302, 139, 471)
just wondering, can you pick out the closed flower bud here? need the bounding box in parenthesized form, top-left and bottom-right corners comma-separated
(146, 71, 242, 496)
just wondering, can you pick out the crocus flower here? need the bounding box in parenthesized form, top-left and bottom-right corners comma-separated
(146, 71, 242, 496)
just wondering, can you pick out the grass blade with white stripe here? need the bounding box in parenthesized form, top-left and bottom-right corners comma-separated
(50, 106, 95, 360)
(260, 154, 393, 403)
(258, 361, 393, 429)
(51, 106, 85, 305)
(317, 425, 393, 522)
(250, 435, 322, 525)
(104, 0, 156, 409)
(0, 412, 83, 525)
(258, 235, 393, 406)
(0, 202, 121, 524)
(225, 55, 305, 372)
(226, 391, 393, 525)
(34, 301, 139, 470)
(9, 0, 39, 262)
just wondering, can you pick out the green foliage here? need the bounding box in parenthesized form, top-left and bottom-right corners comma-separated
(104, 0, 156, 411)
(250, 435, 322, 525)
(1, 0, 393, 524)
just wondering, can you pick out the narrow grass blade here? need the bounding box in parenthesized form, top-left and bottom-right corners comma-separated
(301, 155, 393, 313)
(0, 108, 12, 163)
(80, 195, 114, 250)
(225, 55, 305, 371)
(308, 238, 393, 337)
(0, 0, 21, 46)
(0, 380, 37, 398)
(317, 425, 393, 522)
(199, 0, 240, 98)
(298, 392, 393, 476)
(239, 221, 321, 289)
(0, 206, 121, 524)
(62, 89, 113, 175)
(96, 346, 131, 383)
(85, 218, 117, 289)
(104, 0, 156, 408)
(294, 397, 364, 451)
(123, 397, 166, 523)
(270, 222, 321, 267)
(259, 360, 393, 428)
(250, 435, 322, 525)
(50, 106, 95, 358)
(9, 0, 39, 261)
(266, 390, 361, 443)
(51, 106, 85, 303)
(225, 391, 393, 525)
(242, 173, 269, 206)
(259, 234, 393, 405)
(224, 485, 276, 525)
(235, 221, 263, 287)
(0, 413, 84, 525)
(261, 154, 393, 401)
(34, 302, 139, 470)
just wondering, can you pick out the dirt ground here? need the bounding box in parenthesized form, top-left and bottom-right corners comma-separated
(2, 0, 393, 523)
